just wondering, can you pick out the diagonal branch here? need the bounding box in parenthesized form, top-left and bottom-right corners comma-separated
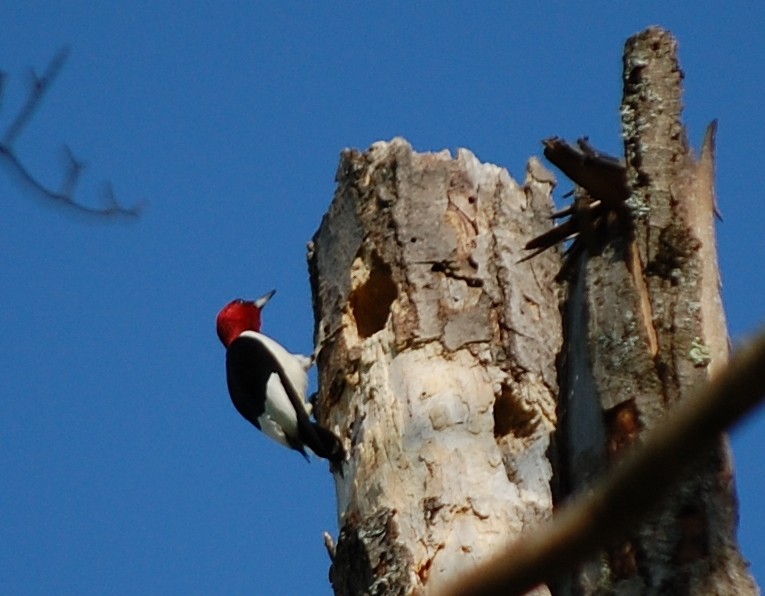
(3, 46, 70, 147)
(445, 327, 765, 596)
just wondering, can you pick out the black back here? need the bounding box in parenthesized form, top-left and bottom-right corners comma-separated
(225, 334, 344, 463)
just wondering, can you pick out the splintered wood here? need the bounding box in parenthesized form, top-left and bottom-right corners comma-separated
(552, 27, 756, 595)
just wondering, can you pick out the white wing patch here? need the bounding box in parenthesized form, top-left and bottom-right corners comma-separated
(257, 372, 300, 447)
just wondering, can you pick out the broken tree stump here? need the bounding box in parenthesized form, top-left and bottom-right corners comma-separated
(309, 140, 561, 594)
(553, 27, 756, 595)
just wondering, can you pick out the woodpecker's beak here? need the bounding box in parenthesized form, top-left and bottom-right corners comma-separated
(255, 289, 276, 309)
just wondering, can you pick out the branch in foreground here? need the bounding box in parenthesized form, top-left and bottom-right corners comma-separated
(445, 327, 765, 596)
(0, 47, 142, 218)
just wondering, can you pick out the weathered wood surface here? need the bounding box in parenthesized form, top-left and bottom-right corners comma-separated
(555, 27, 756, 595)
(309, 140, 561, 594)
(309, 26, 757, 596)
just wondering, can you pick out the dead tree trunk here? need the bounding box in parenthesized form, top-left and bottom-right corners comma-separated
(308, 142, 562, 594)
(553, 27, 757, 594)
(309, 26, 756, 596)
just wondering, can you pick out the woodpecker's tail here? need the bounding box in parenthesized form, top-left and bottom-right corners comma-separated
(305, 422, 346, 466)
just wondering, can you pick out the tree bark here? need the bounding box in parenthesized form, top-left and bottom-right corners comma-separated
(554, 27, 757, 594)
(309, 26, 757, 596)
(309, 141, 562, 594)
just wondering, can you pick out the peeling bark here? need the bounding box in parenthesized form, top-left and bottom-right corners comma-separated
(309, 140, 561, 594)
(555, 27, 757, 595)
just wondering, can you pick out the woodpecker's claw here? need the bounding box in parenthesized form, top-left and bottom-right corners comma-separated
(294, 353, 314, 372)
(304, 395, 315, 417)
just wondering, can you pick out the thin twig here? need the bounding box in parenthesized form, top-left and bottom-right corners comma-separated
(0, 143, 141, 217)
(3, 47, 70, 147)
(446, 328, 765, 596)
(0, 48, 142, 218)
(60, 145, 84, 198)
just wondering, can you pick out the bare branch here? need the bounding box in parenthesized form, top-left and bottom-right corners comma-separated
(3, 46, 70, 147)
(0, 48, 142, 218)
(445, 328, 765, 596)
(0, 142, 142, 217)
(60, 145, 84, 198)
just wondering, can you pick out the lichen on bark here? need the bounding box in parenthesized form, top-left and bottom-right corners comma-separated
(554, 27, 756, 594)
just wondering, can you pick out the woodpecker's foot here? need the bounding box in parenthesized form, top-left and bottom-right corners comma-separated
(331, 456, 346, 478)
(294, 353, 314, 372)
(305, 392, 317, 416)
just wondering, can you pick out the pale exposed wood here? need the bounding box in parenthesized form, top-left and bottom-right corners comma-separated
(309, 140, 561, 595)
(444, 326, 765, 596)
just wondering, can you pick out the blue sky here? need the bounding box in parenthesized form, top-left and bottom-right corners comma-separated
(1, 3, 763, 594)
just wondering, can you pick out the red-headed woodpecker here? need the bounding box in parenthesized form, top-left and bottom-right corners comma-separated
(216, 290, 345, 465)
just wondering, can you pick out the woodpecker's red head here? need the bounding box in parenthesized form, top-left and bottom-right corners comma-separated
(216, 290, 275, 348)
